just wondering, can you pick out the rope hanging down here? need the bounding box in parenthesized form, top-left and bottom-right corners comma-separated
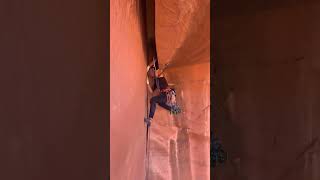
(145, 120, 151, 180)
(144, 61, 156, 180)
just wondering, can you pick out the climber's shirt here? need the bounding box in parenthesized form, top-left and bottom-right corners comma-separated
(152, 77, 169, 91)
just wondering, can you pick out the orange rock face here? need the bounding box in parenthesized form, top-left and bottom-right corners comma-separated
(146, 0, 210, 180)
(156, 0, 210, 67)
(147, 63, 210, 180)
(110, 0, 147, 179)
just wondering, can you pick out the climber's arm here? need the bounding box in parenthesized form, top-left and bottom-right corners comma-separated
(157, 63, 170, 77)
(147, 58, 157, 71)
(146, 78, 153, 93)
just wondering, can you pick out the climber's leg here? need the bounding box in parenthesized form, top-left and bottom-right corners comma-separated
(145, 93, 168, 125)
(158, 102, 172, 111)
(148, 95, 159, 118)
(149, 93, 168, 117)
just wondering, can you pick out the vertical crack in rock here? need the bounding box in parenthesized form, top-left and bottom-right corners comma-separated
(170, 139, 179, 180)
(177, 128, 192, 179)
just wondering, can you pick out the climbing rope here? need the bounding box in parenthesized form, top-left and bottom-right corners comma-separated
(145, 122, 151, 180)
(145, 62, 153, 180)
(146, 123, 151, 179)
(145, 101, 150, 179)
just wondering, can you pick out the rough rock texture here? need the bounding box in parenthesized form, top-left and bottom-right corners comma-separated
(156, 0, 210, 67)
(147, 63, 210, 180)
(145, 0, 211, 180)
(214, 1, 320, 180)
(110, 0, 147, 180)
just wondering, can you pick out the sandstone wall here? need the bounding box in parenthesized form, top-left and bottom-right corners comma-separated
(110, 0, 148, 180)
(146, 0, 211, 179)
(147, 63, 210, 180)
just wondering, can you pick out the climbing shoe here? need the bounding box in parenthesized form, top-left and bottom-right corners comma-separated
(170, 105, 181, 115)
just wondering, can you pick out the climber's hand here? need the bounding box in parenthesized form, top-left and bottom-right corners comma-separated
(153, 89, 160, 96)
(147, 58, 157, 68)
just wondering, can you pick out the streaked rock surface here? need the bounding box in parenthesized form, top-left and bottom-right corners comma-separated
(146, 1, 210, 179)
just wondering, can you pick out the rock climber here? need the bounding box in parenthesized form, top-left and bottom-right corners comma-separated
(144, 57, 181, 126)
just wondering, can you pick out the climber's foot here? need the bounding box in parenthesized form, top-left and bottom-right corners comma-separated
(170, 105, 182, 115)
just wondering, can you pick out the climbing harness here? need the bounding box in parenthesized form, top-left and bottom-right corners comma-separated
(161, 88, 181, 115)
(160, 88, 175, 106)
(145, 122, 151, 180)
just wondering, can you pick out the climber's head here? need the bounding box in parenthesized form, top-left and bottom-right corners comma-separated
(148, 66, 156, 78)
